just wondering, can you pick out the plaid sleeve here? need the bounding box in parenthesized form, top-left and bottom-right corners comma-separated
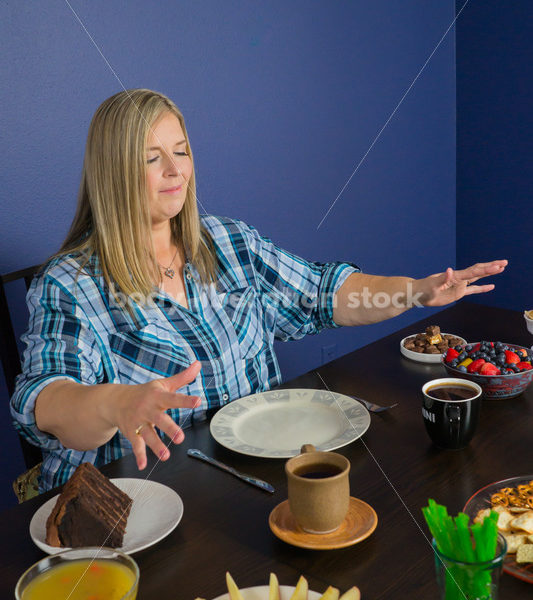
(239, 221, 360, 341)
(10, 273, 103, 451)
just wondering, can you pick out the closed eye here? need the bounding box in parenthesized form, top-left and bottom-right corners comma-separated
(147, 151, 188, 164)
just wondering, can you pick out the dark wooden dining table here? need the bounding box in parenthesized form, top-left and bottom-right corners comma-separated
(1, 301, 532, 599)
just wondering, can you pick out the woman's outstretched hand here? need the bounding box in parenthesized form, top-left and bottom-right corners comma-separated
(417, 260, 508, 307)
(114, 361, 202, 470)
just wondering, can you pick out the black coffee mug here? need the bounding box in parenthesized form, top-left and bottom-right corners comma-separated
(421, 378, 482, 449)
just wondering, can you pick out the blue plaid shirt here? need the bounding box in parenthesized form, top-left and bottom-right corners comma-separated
(11, 215, 359, 491)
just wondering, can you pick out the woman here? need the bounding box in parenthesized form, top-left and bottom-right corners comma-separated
(11, 89, 506, 492)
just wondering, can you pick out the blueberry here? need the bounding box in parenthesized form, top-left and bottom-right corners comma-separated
(457, 365, 468, 373)
(458, 352, 468, 361)
(511, 365, 520, 373)
(465, 344, 473, 352)
(495, 341, 503, 350)
(450, 359, 459, 368)
(455, 345, 464, 352)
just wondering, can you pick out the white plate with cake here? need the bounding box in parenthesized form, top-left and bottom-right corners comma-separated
(30, 468, 184, 555)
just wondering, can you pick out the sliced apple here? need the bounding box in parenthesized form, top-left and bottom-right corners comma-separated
(289, 575, 309, 600)
(319, 586, 339, 600)
(339, 587, 361, 600)
(226, 572, 245, 600)
(269, 573, 281, 600)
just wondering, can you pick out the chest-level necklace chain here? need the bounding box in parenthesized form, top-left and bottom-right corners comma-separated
(159, 246, 180, 279)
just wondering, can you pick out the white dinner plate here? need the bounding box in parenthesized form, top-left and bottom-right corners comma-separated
(30, 478, 183, 555)
(400, 333, 467, 364)
(213, 585, 322, 600)
(210, 389, 370, 458)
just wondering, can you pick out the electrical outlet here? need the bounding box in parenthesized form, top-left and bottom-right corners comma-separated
(321, 343, 337, 364)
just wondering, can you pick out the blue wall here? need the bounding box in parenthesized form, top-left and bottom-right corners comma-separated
(0, 1, 455, 509)
(456, 0, 533, 309)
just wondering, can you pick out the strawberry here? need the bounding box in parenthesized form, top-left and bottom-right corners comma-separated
(445, 348, 460, 363)
(504, 350, 520, 364)
(472, 343, 481, 353)
(468, 358, 486, 373)
(479, 362, 501, 376)
(516, 348, 528, 359)
(517, 361, 533, 371)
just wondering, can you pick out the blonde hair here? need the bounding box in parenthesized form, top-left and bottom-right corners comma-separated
(56, 88, 217, 303)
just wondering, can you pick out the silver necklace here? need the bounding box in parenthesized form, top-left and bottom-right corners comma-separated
(159, 246, 179, 279)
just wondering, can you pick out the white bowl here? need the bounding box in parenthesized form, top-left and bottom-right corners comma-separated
(400, 333, 467, 364)
(524, 310, 533, 335)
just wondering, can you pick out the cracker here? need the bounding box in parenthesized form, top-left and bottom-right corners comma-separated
(502, 533, 527, 554)
(516, 544, 533, 564)
(510, 511, 533, 534)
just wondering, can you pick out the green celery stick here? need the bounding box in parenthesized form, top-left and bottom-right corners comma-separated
(480, 511, 499, 562)
(471, 521, 484, 560)
(455, 512, 476, 563)
(423, 501, 497, 600)
(423, 501, 455, 557)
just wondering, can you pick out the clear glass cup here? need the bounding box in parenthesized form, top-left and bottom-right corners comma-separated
(432, 534, 507, 600)
(15, 546, 139, 600)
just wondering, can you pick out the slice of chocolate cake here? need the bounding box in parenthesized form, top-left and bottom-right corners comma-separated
(45, 462, 132, 548)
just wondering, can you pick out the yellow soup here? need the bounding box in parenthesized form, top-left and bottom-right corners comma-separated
(21, 558, 137, 600)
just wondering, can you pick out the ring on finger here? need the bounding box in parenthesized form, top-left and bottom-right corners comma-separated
(135, 423, 154, 436)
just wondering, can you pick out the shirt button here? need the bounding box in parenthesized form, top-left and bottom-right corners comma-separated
(222, 393, 229, 401)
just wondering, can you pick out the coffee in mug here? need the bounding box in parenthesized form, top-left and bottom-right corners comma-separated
(422, 378, 482, 450)
(285, 444, 350, 534)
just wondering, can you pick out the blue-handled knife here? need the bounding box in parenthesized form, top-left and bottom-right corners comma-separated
(187, 448, 275, 493)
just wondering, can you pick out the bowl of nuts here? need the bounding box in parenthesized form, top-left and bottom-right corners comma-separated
(401, 326, 466, 364)
(524, 310, 533, 335)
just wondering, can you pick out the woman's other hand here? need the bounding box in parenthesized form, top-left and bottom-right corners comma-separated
(417, 260, 508, 307)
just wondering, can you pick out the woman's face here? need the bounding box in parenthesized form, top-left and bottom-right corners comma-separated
(145, 111, 193, 228)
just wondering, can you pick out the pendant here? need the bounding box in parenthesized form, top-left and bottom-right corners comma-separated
(163, 267, 175, 279)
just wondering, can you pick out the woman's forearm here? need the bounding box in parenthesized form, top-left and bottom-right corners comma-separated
(334, 260, 508, 327)
(334, 273, 418, 326)
(33, 363, 202, 469)
(34, 379, 122, 451)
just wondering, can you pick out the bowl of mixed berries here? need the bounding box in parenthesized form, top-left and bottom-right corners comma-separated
(442, 341, 533, 399)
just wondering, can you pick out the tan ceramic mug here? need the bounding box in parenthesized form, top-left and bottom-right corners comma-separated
(285, 444, 350, 534)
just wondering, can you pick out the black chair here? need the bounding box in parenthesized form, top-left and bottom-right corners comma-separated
(0, 265, 43, 470)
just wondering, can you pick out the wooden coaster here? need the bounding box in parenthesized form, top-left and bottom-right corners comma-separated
(269, 496, 377, 550)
